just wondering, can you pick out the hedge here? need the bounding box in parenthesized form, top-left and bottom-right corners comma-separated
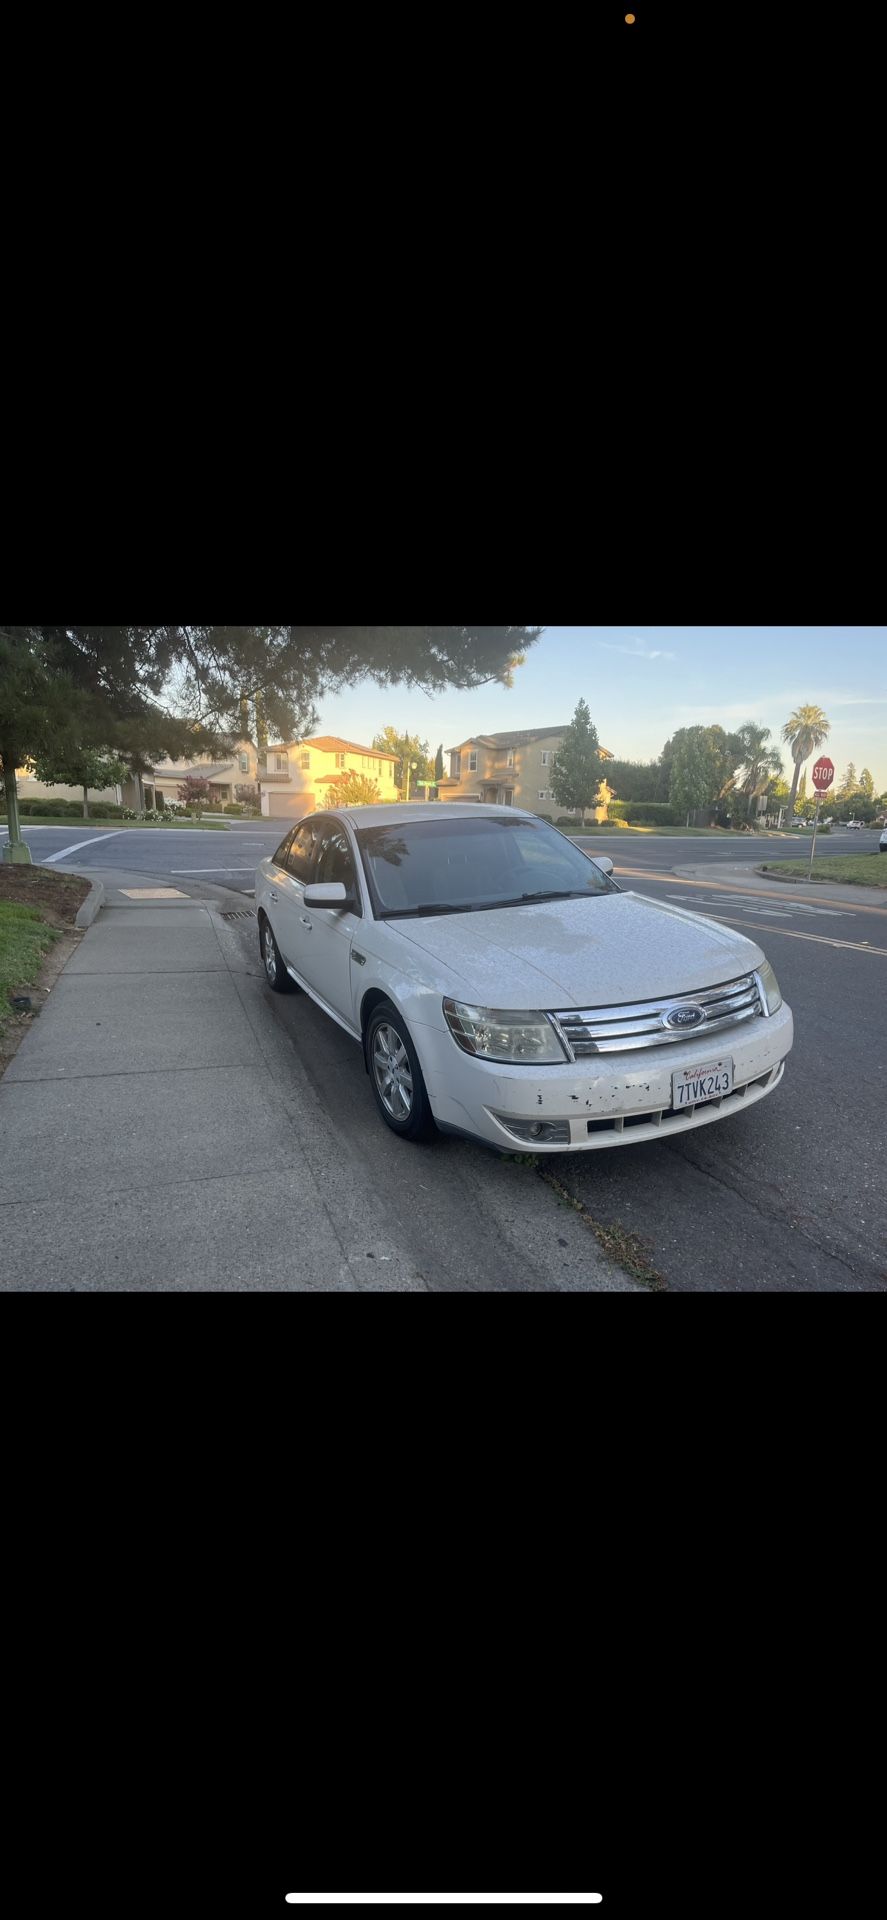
(607, 801, 680, 825)
(2, 799, 126, 819)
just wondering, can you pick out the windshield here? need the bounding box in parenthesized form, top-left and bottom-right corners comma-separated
(355, 815, 620, 917)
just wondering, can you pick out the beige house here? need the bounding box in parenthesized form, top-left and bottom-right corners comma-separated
(255, 735, 399, 817)
(438, 727, 614, 820)
(152, 740, 261, 809)
(15, 763, 151, 811)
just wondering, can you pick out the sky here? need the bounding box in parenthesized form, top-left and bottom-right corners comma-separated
(313, 627, 887, 793)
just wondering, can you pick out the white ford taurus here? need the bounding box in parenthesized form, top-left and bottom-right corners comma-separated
(255, 804, 793, 1152)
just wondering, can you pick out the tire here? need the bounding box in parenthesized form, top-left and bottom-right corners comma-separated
(366, 1003, 437, 1143)
(259, 913, 297, 994)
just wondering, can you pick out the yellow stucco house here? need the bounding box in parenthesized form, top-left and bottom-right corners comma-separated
(437, 727, 614, 820)
(153, 734, 400, 816)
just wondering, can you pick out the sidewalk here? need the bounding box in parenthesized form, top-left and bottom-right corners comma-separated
(0, 880, 427, 1291)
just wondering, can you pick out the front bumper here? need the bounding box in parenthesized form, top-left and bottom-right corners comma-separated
(412, 1001, 794, 1152)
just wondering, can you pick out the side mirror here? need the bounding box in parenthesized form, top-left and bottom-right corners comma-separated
(303, 881, 351, 908)
(588, 854, 614, 876)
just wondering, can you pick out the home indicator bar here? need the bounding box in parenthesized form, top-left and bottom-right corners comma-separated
(285, 1900, 603, 1908)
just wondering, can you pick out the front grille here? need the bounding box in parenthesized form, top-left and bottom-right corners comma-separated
(552, 973, 764, 1057)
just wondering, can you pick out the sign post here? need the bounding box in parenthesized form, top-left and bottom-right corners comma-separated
(808, 756, 835, 879)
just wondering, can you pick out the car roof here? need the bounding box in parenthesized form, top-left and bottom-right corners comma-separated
(332, 802, 537, 828)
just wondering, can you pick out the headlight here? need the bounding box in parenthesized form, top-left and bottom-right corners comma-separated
(443, 997, 568, 1063)
(756, 960, 782, 1015)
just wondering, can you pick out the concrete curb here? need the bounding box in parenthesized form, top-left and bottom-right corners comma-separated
(74, 878, 105, 928)
(754, 863, 887, 894)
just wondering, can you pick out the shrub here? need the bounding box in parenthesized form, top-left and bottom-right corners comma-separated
(607, 801, 680, 826)
(534, 812, 553, 824)
(224, 802, 245, 816)
(556, 816, 577, 830)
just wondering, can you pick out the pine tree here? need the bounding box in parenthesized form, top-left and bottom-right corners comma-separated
(549, 700, 602, 824)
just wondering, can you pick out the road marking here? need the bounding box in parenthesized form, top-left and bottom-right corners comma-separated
(43, 831, 126, 862)
(170, 866, 258, 873)
(664, 892, 852, 920)
(616, 868, 887, 917)
(684, 911, 887, 956)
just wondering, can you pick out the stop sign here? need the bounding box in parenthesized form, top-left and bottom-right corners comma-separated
(812, 757, 834, 792)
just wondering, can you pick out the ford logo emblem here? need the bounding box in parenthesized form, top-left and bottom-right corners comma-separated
(662, 1004, 706, 1031)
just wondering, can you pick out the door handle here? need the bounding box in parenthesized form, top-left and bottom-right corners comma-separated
(300, 914, 312, 930)
(269, 891, 278, 902)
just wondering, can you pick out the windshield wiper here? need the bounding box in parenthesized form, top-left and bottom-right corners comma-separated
(490, 889, 595, 906)
(381, 902, 477, 919)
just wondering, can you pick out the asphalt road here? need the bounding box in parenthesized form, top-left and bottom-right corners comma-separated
(4, 819, 885, 1292)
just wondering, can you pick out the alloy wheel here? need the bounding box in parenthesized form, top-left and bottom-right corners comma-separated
(372, 1023, 414, 1120)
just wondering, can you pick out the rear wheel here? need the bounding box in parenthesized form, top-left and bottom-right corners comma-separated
(259, 914, 296, 993)
(366, 1003, 436, 1143)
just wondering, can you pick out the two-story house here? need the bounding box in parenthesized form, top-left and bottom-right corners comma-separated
(255, 735, 400, 816)
(152, 739, 261, 809)
(438, 727, 614, 818)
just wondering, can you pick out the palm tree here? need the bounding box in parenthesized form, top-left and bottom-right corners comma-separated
(781, 704, 830, 825)
(734, 722, 784, 822)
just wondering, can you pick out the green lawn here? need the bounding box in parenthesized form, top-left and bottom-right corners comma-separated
(0, 902, 60, 1032)
(761, 854, 887, 888)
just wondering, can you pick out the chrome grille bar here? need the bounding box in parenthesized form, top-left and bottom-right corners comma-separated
(552, 973, 764, 1057)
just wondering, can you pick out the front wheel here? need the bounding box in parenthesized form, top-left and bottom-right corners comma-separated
(366, 1004, 436, 1143)
(259, 914, 297, 994)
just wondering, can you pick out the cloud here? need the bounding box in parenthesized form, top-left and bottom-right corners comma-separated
(596, 641, 676, 661)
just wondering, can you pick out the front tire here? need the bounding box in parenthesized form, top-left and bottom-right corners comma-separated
(259, 914, 297, 994)
(366, 1004, 436, 1143)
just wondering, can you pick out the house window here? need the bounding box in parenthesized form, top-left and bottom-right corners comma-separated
(450, 752, 461, 780)
(276, 753, 289, 772)
(507, 749, 515, 767)
(239, 752, 249, 772)
(541, 750, 550, 766)
(538, 789, 550, 801)
(468, 750, 478, 772)
(299, 752, 310, 770)
(335, 753, 346, 768)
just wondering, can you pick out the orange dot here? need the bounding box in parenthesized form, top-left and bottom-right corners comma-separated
(625, 11, 636, 20)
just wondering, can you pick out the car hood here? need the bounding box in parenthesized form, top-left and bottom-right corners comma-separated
(387, 891, 765, 1009)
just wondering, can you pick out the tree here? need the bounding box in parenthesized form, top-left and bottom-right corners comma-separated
(434, 743, 444, 783)
(549, 699, 604, 823)
(53, 626, 541, 746)
(859, 768, 875, 799)
(734, 722, 783, 821)
(603, 759, 661, 804)
(668, 728, 716, 826)
(326, 770, 381, 807)
(781, 704, 830, 825)
(178, 776, 212, 815)
(837, 762, 858, 798)
(3, 625, 541, 860)
(30, 744, 127, 819)
(371, 727, 435, 794)
(234, 784, 260, 811)
(1, 627, 98, 862)
(666, 725, 741, 826)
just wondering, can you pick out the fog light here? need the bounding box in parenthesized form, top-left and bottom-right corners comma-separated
(495, 1114, 571, 1146)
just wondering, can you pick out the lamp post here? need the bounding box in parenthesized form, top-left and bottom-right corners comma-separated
(404, 758, 418, 803)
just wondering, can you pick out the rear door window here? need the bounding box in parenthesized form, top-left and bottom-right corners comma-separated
(271, 830, 294, 868)
(285, 818, 324, 884)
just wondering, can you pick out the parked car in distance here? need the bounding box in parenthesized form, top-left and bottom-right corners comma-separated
(255, 804, 793, 1154)
(879, 825, 887, 851)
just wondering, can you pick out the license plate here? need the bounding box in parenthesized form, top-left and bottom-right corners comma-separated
(671, 1057, 733, 1109)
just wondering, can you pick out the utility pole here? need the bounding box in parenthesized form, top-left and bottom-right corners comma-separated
(404, 758, 417, 803)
